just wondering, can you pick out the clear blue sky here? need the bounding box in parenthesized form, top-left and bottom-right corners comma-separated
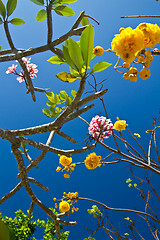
(0, 0, 160, 239)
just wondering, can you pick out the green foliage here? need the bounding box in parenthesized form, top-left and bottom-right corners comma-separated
(59, 0, 77, 4)
(124, 217, 132, 222)
(80, 15, 89, 26)
(43, 90, 77, 118)
(48, 56, 65, 65)
(9, 18, 25, 25)
(53, 5, 75, 17)
(0, 210, 69, 240)
(87, 205, 103, 218)
(0, 218, 14, 240)
(6, 0, 17, 17)
(29, 0, 44, 6)
(84, 237, 96, 240)
(91, 62, 111, 73)
(0, 0, 6, 19)
(48, 25, 110, 80)
(36, 9, 47, 22)
(56, 72, 78, 82)
(80, 24, 94, 68)
(126, 178, 132, 183)
(68, 37, 84, 71)
(126, 178, 138, 188)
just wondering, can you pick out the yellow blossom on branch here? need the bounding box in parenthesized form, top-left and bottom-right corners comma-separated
(93, 46, 104, 56)
(84, 152, 101, 170)
(139, 68, 151, 80)
(64, 173, 70, 178)
(137, 23, 160, 48)
(59, 201, 70, 213)
(59, 155, 72, 166)
(111, 27, 144, 63)
(56, 166, 61, 172)
(114, 117, 127, 131)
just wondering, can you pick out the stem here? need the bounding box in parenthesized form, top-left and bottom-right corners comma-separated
(4, 21, 15, 50)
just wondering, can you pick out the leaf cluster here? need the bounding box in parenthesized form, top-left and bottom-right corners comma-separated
(0, 0, 25, 25)
(30, 0, 77, 22)
(0, 209, 69, 240)
(48, 25, 111, 82)
(87, 205, 103, 219)
(43, 90, 77, 118)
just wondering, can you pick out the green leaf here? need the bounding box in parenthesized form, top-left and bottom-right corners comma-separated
(52, 3, 61, 8)
(9, 18, 25, 25)
(47, 56, 65, 65)
(80, 16, 89, 26)
(126, 178, 132, 183)
(36, 9, 47, 22)
(0, 16, 2, 24)
(29, 0, 44, 6)
(42, 108, 52, 118)
(65, 96, 73, 106)
(56, 72, 78, 83)
(80, 24, 94, 68)
(0, 0, 6, 19)
(71, 90, 77, 97)
(68, 38, 84, 72)
(60, 0, 77, 4)
(46, 92, 56, 104)
(54, 5, 75, 17)
(91, 62, 111, 73)
(0, 219, 10, 240)
(21, 142, 26, 149)
(6, 0, 17, 17)
(63, 45, 78, 71)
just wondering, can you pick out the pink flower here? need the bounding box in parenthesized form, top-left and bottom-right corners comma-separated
(27, 63, 38, 79)
(22, 57, 31, 64)
(16, 70, 25, 83)
(6, 64, 17, 74)
(6, 57, 38, 83)
(89, 115, 114, 142)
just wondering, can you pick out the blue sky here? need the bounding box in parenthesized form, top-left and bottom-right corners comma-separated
(0, 0, 160, 239)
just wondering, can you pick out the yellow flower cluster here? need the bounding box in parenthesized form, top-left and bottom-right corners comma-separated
(56, 155, 76, 178)
(137, 23, 160, 48)
(112, 23, 160, 82)
(54, 192, 79, 213)
(111, 27, 144, 63)
(59, 201, 70, 213)
(84, 152, 101, 170)
(114, 117, 127, 131)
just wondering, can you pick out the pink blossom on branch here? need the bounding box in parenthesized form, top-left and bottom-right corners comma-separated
(6, 64, 17, 74)
(88, 115, 114, 142)
(6, 57, 38, 83)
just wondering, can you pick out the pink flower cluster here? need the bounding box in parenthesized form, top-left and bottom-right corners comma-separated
(6, 57, 38, 83)
(88, 115, 114, 141)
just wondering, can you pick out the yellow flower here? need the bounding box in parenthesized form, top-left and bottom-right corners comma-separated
(93, 46, 104, 56)
(137, 23, 160, 48)
(56, 166, 61, 172)
(59, 155, 72, 166)
(128, 74, 137, 82)
(114, 117, 127, 131)
(64, 173, 70, 178)
(111, 27, 144, 63)
(128, 67, 139, 75)
(84, 152, 101, 170)
(59, 201, 70, 213)
(139, 68, 151, 80)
